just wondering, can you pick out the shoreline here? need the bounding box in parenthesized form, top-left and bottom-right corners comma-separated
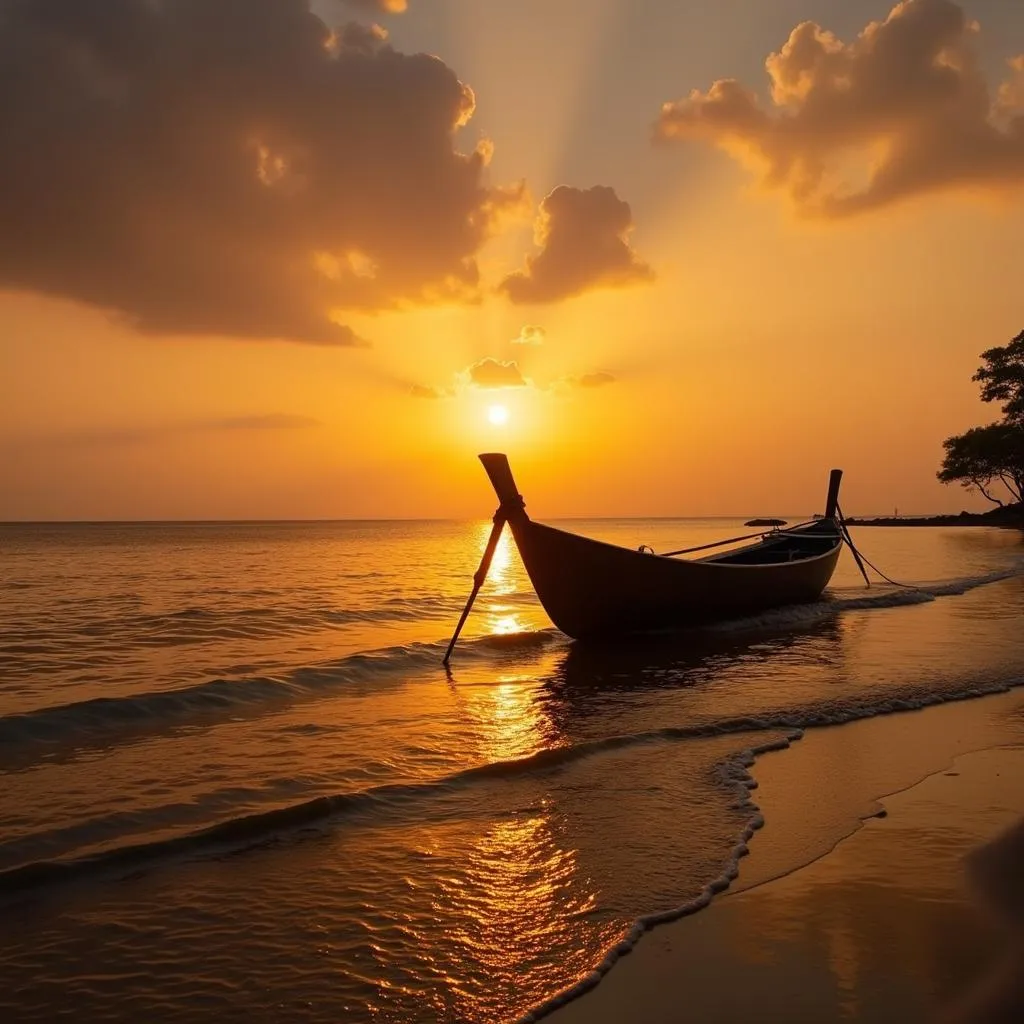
(544, 687, 1024, 1023)
(846, 512, 1023, 528)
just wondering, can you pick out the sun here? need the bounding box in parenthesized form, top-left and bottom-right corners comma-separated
(487, 404, 509, 426)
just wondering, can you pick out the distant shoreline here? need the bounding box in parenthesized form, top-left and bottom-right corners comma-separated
(845, 507, 1024, 528)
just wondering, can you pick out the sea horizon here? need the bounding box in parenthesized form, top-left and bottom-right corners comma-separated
(0, 510, 964, 526)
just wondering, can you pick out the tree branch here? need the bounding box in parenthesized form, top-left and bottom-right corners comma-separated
(973, 478, 1004, 506)
(994, 473, 1023, 504)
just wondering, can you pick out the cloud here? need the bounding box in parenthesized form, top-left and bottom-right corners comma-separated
(209, 414, 320, 430)
(409, 383, 451, 399)
(466, 358, 528, 389)
(548, 370, 617, 393)
(654, 0, 1024, 217)
(332, 21, 390, 54)
(0, 0, 523, 344)
(342, 0, 408, 14)
(569, 371, 616, 389)
(32, 414, 321, 446)
(500, 186, 653, 304)
(407, 359, 527, 398)
(409, 361, 618, 398)
(511, 324, 546, 346)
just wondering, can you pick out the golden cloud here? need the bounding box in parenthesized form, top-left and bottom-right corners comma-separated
(466, 358, 528, 389)
(511, 325, 546, 346)
(410, 360, 618, 398)
(500, 186, 653, 304)
(655, 0, 1024, 217)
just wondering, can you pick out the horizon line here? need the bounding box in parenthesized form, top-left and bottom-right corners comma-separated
(0, 512, 952, 526)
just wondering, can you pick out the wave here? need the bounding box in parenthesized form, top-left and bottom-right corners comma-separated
(3, 565, 1017, 754)
(2, 593, 469, 653)
(4, 671, 1021, 903)
(707, 567, 1020, 635)
(0, 629, 563, 750)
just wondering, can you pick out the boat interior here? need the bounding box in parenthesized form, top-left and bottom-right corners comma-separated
(698, 526, 841, 566)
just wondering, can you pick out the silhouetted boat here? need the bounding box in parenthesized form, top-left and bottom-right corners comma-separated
(445, 455, 846, 656)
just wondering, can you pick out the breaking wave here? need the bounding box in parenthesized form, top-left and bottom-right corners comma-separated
(4, 669, 1021, 903)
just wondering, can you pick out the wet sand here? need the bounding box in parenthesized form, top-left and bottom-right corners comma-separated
(547, 689, 1024, 1023)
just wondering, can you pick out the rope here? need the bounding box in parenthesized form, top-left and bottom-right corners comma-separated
(642, 506, 918, 592)
(837, 504, 919, 590)
(646, 506, 918, 593)
(658, 519, 820, 558)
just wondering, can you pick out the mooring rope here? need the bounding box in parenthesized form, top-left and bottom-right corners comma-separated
(837, 504, 919, 590)
(656, 519, 820, 558)
(648, 505, 918, 592)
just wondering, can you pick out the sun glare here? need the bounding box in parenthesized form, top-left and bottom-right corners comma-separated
(487, 404, 509, 426)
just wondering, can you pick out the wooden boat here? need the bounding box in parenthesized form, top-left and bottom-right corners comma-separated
(444, 454, 845, 659)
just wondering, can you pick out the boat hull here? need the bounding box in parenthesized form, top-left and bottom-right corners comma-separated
(506, 517, 842, 640)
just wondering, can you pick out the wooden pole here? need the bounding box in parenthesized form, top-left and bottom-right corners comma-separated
(442, 512, 507, 665)
(837, 507, 872, 588)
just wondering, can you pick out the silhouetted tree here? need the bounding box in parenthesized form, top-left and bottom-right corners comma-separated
(938, 423, 1024, 506)
(973, 331, 1024, 424)
(939, 333, 1024, 507)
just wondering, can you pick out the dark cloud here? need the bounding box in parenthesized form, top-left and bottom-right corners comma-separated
(655, 0, 1024, 217)
(466, 358, 527, 388)
(0, 0, 523, 343)
(511, 324, 546, 346)
(500, 186, 653, 304)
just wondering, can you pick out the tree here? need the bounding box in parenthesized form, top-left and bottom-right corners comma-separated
(938, 332, 1024, 507)
(973, 331, 1024, 425)
(938, 423, 1024, 506)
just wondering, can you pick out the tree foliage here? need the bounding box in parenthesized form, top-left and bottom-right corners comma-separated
(973, 331, 1024, 424)
(938, 423, 1024, 506)
(939, 333, 1024, 507)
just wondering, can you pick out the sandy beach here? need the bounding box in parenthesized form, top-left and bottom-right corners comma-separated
(547, 688, 1024, 1023)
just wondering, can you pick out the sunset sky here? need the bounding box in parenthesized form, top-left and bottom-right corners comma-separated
(2, 0, 1023, 520)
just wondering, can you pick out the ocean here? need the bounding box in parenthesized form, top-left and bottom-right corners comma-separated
(1, 518, 1022, 1022)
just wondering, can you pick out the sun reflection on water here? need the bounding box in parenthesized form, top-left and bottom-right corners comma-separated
(490, 613, 524, 635)
(471, 521, 545, 637)
(479, 523, 516, 597)
(432, 810, 606, 1024)
(457, 677, 559, 764)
